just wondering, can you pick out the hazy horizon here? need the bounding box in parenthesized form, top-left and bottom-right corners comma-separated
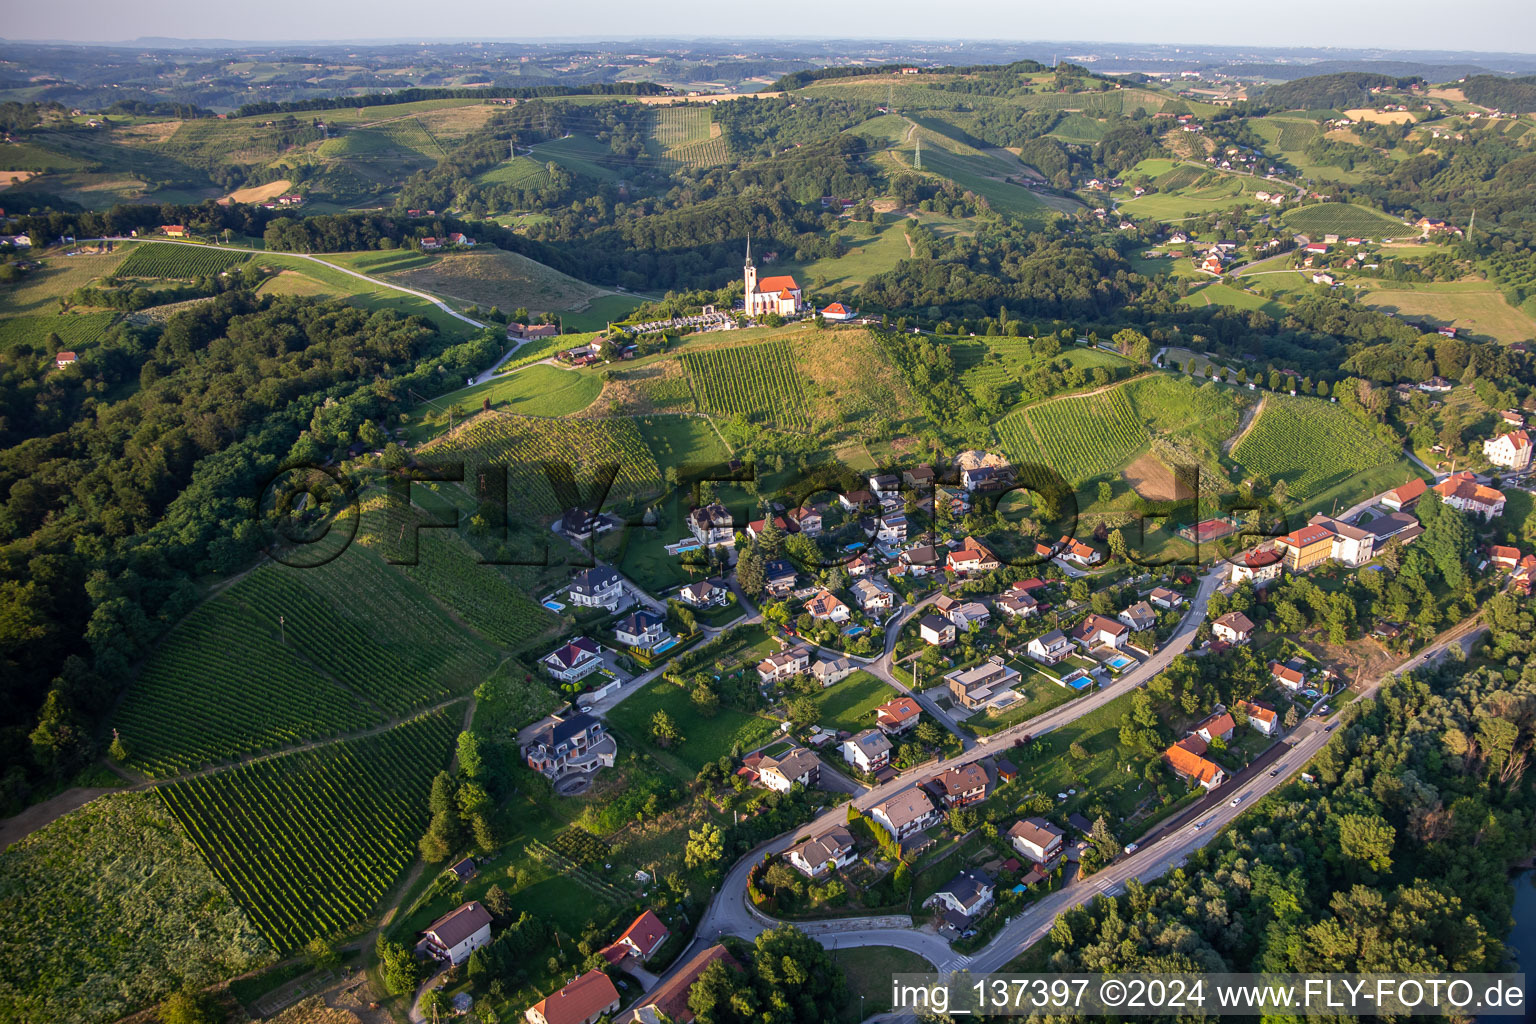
(5, 0, 1535, 56)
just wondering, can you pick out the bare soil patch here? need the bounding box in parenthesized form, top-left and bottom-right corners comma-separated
(1343, 108, 1416, 124)
(0, 170, 36, 189)
(225, 178, 292, 203)
(1122, 451, 1192, 501)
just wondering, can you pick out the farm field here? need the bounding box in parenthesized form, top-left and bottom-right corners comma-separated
(635, 413, 732, 469)
(0, 791, 273, 1024)
(381, 248, 605, 313)
(115, 242, 250, 278)
(1358, 285, 1536, 344)
(773, 218, 920, 291)
(1180, 281, 1287, 318)
(681, 339, 812, 429)
(648, 106, 729, 167)
(421, 412, 664, 518)
(1231, 395, 1400, 501)
(0, 251, 127, 315)
(1118, 174, 1266, 221)
(893, 142, 1054, 220)
(159, 709, 459, 952)
(1281, 202, 1406, 238)
(254, 254, 480, 340)
(950, 336, 1130, 411)
(1123, 374, 1247, 453)
(788, 326, 919, 428)
(995, 383, 1149, 484)
(112, 576, 384, 778)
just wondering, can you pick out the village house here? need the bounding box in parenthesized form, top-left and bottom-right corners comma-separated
(1149, 587, 1183, 610)
(1026, 629, 1073, 665)
(1118, 601, 1156, 633)
(871, 789, 940, 841)
(1418, 376, 1455, 393)
(419, 236, 442, 250)
(449, 857, 477, 884)
(785, 825, 858, 877)
(846, 553, 875, 577)
(1059, 538, 1104, 567)
(1007, 817, 1065, 867)
(757, 646, 812, 683)
(568, 567, 625, 610)
(1212, 612, 1255, 644)
(160, 224, 188, 238)
(945, 657, 1022, 710)
(508, 322, 560, 340)
(561, 508, 616, 542)
(1491, 545, 1522, 570)
(838, 489, 876, 511)
(688, 503, 736, 546)
(1072, 614, 1128, 651)
(747, 514, 794, 542)
(1433, 472, 1506, 519)
(820, 302, 856, 322)
(1484, 430, 1533, 471)
(1270, 661, 1305, 692)
(764, 559, 798, 597)
(598, 910, 670, 966)
(1230, 547, 1283, 585)
(421, 901, 493, 965)
(938, 595, 990, 630)
(869, 472, 901, 497)
(526, 969, 621, 1024)
(994, 591, 1039, 619)
(757, 748, 822, 792)
(904, 465, 936, 489)
(54, 351, 77, 369)
(784, 505, 823, 536)
(805, 589, 851, 623)
(522, 711, 616, 779)
(851, 576, 897, 613)
(878, 512, 909, 545)
(614, 610, 668, 651)
(946, 537, 1001, 574)
(541, 638, 604, 683)
(1163, 742, 1226, 790)
(1195, 712, 1236, 744)
(919, 613, 957, 647)
(811, 656, 856, 686)
(678, 579, 727, 608)
(924, 869, 995, 925)
(842, 729, 893, 772)
(1236, 699, 1280, 736)
(875, 696, 922, 735)
(928, 762, 989, 807)
(614, 944, 738, 1024)
(901, 545, 943, 576)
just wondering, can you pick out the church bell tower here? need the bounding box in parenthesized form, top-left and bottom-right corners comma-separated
(743, 234, 757, 315)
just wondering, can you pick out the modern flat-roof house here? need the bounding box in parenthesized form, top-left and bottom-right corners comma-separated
(614, 944, 738, 1024)
(678, 579, 727, 608)
(598, 910, 670, 966)
(1007, 817, 1065, 867)
(758, 748, 822, 792)
(1358, 511, 1423, 548)
(421, 901, 493, 964)
(1163, 742, 1226, 790)
(568, 567, 625, 610)
(1026, 629, 1073, 665)
(757, 646, 811, 683)
(871, 788, 940, 841)
(541, 637, 604, 682)
(919, 613, 957, 647)
(526, 968, 622, 1024)
(875, 696, 922, 735)
(522, 712, 616, 779)
(928, 762, 989, 807)
(945, 657, 1021, 710)
(785, 824, 858, 877)
(1072, 614, 1128, 651)
(1212, 612, 1255, 643)
(842, 729, 893, 773)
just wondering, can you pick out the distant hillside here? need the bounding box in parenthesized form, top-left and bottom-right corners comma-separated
(1230, 60, 1489, 82)
(1462, 75, 1536, 113)
(1259, 71, 1416, 110)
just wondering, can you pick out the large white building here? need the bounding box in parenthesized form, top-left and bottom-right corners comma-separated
(1484, 430, 1532, 472)
(743, 238, 802, 317)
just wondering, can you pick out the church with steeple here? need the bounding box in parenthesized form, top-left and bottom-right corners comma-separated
(742, 236, 802, 317)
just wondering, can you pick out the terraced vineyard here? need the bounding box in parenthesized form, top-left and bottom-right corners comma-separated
(116, 242, 250, 278)
(240, 559, 501, 713)
(1231, 395, 1398, 498)
(680, 341, 811, 429)
(113, 581, 382, 778)
(159, 710, 458, 952)
(423, 412, 664, 516)
(995, 385, 1149, 484)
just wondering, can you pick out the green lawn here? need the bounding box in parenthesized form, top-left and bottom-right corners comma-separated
(605, 678, 781, 773)
(256, 254, 481, 341)
(831, 946, 935, 1013)
(807, 671, 897, 735)
(402, 364, 601, 442)
(563, 293, 645, 332)
(635, 413, 732, 470)
(1179, 282, 1287, 318)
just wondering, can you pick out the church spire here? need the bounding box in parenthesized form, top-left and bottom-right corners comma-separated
(745, 232, 753, 267)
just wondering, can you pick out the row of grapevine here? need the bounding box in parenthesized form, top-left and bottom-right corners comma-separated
(116, 243, 250, 278)
(680, 342, 811, 429)
(1231, 396, 1397, 499)
(159, 710, 458, 952)
(114, 586, 382, 779)
(422, 412, 664, 517)
(997, 386, 1148, 484)
(238, 559, 500, 714)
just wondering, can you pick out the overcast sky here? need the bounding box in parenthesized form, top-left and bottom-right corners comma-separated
(3, 0, 1533, 54)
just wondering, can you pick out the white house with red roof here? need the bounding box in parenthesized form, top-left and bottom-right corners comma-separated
(1433, 472, 1506, 519)
(1484, 430, 1532, 471)
(821, 302, 856, 322)
(743, 238, 802, 317)
(599, 910, 670, 965)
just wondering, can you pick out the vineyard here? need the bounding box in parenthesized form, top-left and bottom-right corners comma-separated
(680, 341, 811, 429)
(159, 710, 459, 952)
(240, 558, 501, 713)
(114, 581, 382, 778)
(0, 311, 118, 351)
(116, 242, 250, 278)
(668, 137, 730, 167)
(650, 107, 712, 148)
(422, 412, 664, 517)
(1282, 202, 1405, 238)
(1153, 164, 1205, 191)
(1231, 395, 1398, 498)
(995, 385, 1149, 484)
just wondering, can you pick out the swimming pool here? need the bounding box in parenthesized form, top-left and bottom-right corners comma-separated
(843, 625, 867, 637)
(543, 600, 565, 611)
(1105, 654, 1135, 671)
(652, 637, 679, 653)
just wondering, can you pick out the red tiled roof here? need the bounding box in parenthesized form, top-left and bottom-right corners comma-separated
(1389, 478, 1427, 503)
(529, 970, 620, 1024)
(876, 697, 921, 725)
(1280, 523, 1333, 548)
(756, 274, 799, 293)
(1236, 699, 1277, 724)
(628, 944, 739, 1023)
(604, 909, 668, 960)
(1270, 662, 1303, 685)
(1164, 742, 1222, 784)
(822, 302, 849, 315)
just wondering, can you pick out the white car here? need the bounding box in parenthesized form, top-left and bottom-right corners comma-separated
(1230, 794, 1245, 807)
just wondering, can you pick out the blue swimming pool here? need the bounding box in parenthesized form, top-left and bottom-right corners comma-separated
(1066, 674, 1093, 691)
(543, 600, 565, 611)
(652, 637, 679, 653)
(843, 625, 867, 637)
(1106, 654, 1134, 670)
